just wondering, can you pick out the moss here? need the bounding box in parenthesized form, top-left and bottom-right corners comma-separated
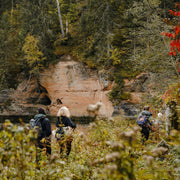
(121, 92, 131, 100)
(108, 85, 130, 103)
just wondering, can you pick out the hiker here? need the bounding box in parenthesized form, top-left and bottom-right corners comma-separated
(55, 106, 76, 156)
(34, 107, 52, 155)
(137, 106, 152, 143)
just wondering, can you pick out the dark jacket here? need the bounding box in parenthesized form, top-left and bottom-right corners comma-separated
(34, 114, 51, 139)
(56, 116, 76, 134)
(138, 110, 152, 127)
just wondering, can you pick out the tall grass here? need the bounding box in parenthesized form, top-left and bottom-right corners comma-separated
(0, 117, 179, 179)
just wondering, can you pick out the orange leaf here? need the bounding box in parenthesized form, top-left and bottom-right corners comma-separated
(173, 34, 176, 39)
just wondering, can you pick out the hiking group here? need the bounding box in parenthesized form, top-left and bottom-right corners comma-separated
(30, 106, 76, 158)
(31, 105, 164, 159)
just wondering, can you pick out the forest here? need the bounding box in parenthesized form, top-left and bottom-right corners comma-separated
(0, 0, 179, 100)
(0, 0, 180, 179)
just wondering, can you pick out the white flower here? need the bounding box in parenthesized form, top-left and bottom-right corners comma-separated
(125, 130, 135, 137)
(86, 102, 103, 114)
(108, 117, 115, 123)
(152, 147, 168, 157)
(79, 132, 85, 138)
(105, 152, 120, 162)
(143, 155, 154, 166)
(105, 141, 111, 145)
(120, 130, 135, 138)
(92, 158, 104, 165)
(111, 141, 125, 150)
(132, 126, 141, 132)
(105, 164, 117, 171)
(88, 122, 97, 129)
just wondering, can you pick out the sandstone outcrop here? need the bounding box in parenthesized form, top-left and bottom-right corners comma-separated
(0, 56, 148, 119)
(39, 56, 114, 117)
(7, 55, 114, 117)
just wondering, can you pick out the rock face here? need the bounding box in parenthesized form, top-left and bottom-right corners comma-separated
(7, 55, 114, 117)
(0, 56, 148, 118)
(40, 56, 114, 117)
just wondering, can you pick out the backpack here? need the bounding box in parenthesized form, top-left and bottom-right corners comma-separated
(137, 115, 148, 126)
(55, 117, 73, 140)
(30, 117, 44, 138)
(55, 126, 73, 140)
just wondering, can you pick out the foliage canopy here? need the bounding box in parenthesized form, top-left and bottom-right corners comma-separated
(0, 0, 179, 103)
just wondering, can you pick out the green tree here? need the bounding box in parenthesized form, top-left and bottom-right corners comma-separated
(71, 0, 136, 103)
(0, 0, 12, 16)
(22, 33, 45, 77)
(0, 8, 22, 89)
(126, 0, 178, 92)
(19, 0, 59, 65)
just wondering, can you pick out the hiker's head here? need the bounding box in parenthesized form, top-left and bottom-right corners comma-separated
(143, 106, 150, 111)
(57, 106, 70, 117)
(38, 107, 46, 115)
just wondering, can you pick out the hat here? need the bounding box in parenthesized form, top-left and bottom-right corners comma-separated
(38, 108, 46, 115)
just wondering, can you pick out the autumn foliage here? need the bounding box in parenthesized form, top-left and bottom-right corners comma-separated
(161, 3, 180, 105)
(161, 3, 180, 56)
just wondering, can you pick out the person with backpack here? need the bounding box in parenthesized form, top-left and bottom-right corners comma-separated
(55, 106, 76, 156)
(137, 106, 152, 143)
(33, 108, 52, 155)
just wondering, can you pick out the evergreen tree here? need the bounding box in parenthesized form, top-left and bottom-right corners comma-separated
(71, 0, 136, 102)
(0, 7, 22, 89)
(126, 0, 178, 91)
(19, 0, 59, 65)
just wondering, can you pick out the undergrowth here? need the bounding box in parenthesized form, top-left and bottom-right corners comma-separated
(0, 116, 179, 180)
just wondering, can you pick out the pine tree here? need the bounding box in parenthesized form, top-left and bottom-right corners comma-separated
(126, 0, 178, 91)
(19, 0, 59, 64)
(0, 6, 22, 89)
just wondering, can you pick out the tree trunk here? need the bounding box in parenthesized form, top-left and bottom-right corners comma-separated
(66, 19, 68, 34)
(106, 1, 110, 61)
(56, 0, 65, 38)
(165, 104, 171, 136)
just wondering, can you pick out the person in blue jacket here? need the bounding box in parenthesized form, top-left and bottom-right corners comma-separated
(56, 106, 76, 156)
(137, 106, 152, 143)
